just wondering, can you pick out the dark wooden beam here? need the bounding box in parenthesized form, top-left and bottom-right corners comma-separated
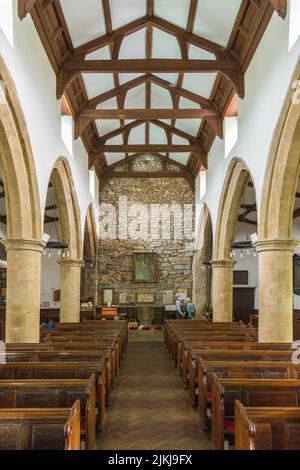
(18, 0, 38, 20)
(107, 171, 190, 179)
(269, 0, 287, 19)
(79, 108, 219, 120)
(45, 204, 57, 212)
(237, 215, 257, 226)
(57, 59, 244, 99)
(94, 144, 202, 153)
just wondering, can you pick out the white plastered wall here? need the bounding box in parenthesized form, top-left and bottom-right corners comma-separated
(0, 1, 99, 304)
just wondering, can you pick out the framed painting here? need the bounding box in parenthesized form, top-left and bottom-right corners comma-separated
(176, 288, 188, 300)
(119, 292, 127, 304)
(133, 252, 157, 283)
(137, 293, 154, 303)
(102, 288, 114, 306)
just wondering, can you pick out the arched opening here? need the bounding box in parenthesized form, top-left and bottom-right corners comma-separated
(0, 55, 42, 342)
(213, 159, 258, 323)
(41, 158, 82, 323)
(258, 60, 300, 342)
(80, 203, 98, 317)
(192, 204, 213, 318)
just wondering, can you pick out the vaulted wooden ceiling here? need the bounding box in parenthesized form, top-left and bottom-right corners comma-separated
(19, 0, 287, 187)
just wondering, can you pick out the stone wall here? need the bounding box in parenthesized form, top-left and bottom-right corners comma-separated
(97, 155, 195, 307)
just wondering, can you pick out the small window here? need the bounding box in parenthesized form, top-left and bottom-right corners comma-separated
(224, 94, 238, 159)
(0, 0, 14, 47)
(89, 170, 96, 199)
(61, 116, 73, 157)
(289, 0, 300, 52)
(200, 170, 207, 200)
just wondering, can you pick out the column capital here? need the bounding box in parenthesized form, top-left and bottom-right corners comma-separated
(254, 238, 299, 253)
(210, 259, 237, 268)
(2, 238, 45, 253)
(58, 258, 84, 268)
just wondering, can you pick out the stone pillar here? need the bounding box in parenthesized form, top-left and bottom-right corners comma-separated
(211, 260, 236, 322)
(2, 239, 44, 343)
(255, 239, 298, 342)
(58, 259, 83, 323)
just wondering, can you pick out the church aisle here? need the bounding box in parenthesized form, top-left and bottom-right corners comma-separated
(96, 337, 211, 450)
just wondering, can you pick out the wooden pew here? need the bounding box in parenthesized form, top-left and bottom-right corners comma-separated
(0, 401, 81, 450)
(198, 360, 300, 429)
(1, 350, 112, 402)
(211, 377, 300, 450)
(187, 349, 294, 405)
(0, 378, 96, 449)
(235, 401, 300, 450)
(0, 361, 106, 427)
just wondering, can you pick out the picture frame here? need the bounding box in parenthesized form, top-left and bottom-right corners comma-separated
(102, 288, 114, 306)
(137, 293, 154, 303)
(119, 292, 127, 304)
(175, 288, 189, 300)
(163, 290, 174, 305)
(42, 301, 50, 308)
(133, 252, 157, 283)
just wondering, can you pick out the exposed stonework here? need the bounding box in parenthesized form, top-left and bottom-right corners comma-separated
(97, 156, 195, 306)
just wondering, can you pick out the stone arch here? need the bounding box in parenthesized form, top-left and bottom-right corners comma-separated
(260, 60, 300, 240)
(83, 203, 97, 261)
(50, 157, 82, 260)
(212, 158, 257, 322)
(213, 158, 256, 261)
(192, 204, 213, 314)
(0, 55, 41, 240)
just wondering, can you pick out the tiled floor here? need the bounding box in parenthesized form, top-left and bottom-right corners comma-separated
(96, 338, 211, 450)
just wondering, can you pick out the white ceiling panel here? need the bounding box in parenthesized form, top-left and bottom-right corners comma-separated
(154, 0, 190, 29)
(179, 97, 200, 109)
(106, 135, 123, 145)
(82, 73, 115, 99)
(110, 0, 146, 30)
(152, 73, 179, 85)
(149, 124, 168, 144)
(193, 0, 242, 47)
(175, 119, 202, 137)
(172, 135, 189, 145)
(86, 46, 111, 60)
(96, 120, 120, 136)
(128, 124, 146, 144)
(159, 119, 172, 126)
(105, 154, 125, 166)
(119, 28, 146, 59)
(97, 97, 118, 110)
(188, 45, 216, 60)
(119, 73, 145, 85)
(125, 84, 146, 108)
(170, 153, 190, 165)
(152, 28, 181, 58)
(60, 0, 106, 48)
(182, 73, 217, 99)
(151, 84, 173, 108)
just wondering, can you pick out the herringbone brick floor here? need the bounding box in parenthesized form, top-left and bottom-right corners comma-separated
(96, 340, 212, 450)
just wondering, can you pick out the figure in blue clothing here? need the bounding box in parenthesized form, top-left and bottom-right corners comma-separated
(186, 298, 196, 320)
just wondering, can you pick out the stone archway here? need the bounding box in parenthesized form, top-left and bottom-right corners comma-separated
(81, 203, 98, 307)
(48, 158, 83, 322)
(192, 204, 212, 316)
(256, 60, 300, 342)
(0, 55, 42, 342)
(212, 158, 256, 322)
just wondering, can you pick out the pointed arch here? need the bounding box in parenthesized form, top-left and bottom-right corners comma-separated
(0, 55, 41, 240)
(50, 158, 82, 259)
(213, 158, 256, 261)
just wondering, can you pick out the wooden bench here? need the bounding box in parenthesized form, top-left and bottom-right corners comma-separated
(235, 401, 300, 450)
(211, 377, 300, 450)
(187, 349, 294, 406)
(0, 401, 81, 450)
(0, 378, 96, 449)
(0, 361, 106, 427)
(197, 360, 300, 429)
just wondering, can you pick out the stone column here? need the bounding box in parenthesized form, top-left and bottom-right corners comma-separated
(2, 239, 44, 343)
(58, 259, 83, 323)
(254, 239, 298, 342)
(211, 260, 236, 322)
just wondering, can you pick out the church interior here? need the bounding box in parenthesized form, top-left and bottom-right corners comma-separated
(0, 0, 300, 453)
